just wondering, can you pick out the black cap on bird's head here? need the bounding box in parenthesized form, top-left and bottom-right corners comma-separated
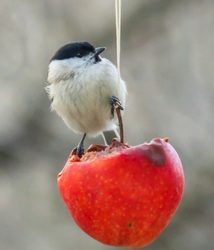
(50, 41, 105, 63)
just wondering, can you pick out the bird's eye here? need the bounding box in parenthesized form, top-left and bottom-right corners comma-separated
(77, 52, 84, 58)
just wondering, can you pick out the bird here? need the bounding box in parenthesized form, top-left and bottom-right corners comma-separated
(46, 41, 127, 157)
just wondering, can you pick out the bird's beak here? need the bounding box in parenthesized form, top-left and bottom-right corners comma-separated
(94, 47, 106, 56)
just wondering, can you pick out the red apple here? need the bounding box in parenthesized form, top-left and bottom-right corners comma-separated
(57, 138, 184, 248)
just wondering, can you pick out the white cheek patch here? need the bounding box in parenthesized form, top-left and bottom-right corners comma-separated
(47, 56, 95, 84)
(48, 60, 75, 83)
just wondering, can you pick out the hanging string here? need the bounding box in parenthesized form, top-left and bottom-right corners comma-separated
(115, 0, 124, 143)
(115, 0, 121, 84)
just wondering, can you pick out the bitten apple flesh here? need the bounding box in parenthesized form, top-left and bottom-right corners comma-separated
(57, 138, 184, 248)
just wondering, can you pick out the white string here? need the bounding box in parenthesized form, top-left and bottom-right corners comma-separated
(115, 0, 121, 84)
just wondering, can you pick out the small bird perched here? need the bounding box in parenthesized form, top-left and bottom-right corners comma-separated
(46, 41, 127, 156)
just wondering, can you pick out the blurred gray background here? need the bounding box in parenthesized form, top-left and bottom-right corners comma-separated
(0, 0, 214, 249)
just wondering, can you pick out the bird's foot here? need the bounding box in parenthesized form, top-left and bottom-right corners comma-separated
(110, 96, 124, 118)
(71, 133, 87, 158)
(109, 96, 124, 144)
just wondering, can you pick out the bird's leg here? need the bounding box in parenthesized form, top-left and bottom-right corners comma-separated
(75, 133, 87, 158)
(109, 96, 124, 143)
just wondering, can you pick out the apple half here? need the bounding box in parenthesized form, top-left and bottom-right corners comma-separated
(57, 138, 184, 248)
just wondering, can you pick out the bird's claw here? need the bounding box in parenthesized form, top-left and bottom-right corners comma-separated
(110, 96, 124, 110)
(77, 144, 85, 158)
(72, 133, 87, 158)
(72, 145, 84, 158)
(110, 96, 123, 118)
(109, 96, 124, 143)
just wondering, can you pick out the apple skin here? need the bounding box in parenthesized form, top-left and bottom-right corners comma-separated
(57, 138, 184, 248)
